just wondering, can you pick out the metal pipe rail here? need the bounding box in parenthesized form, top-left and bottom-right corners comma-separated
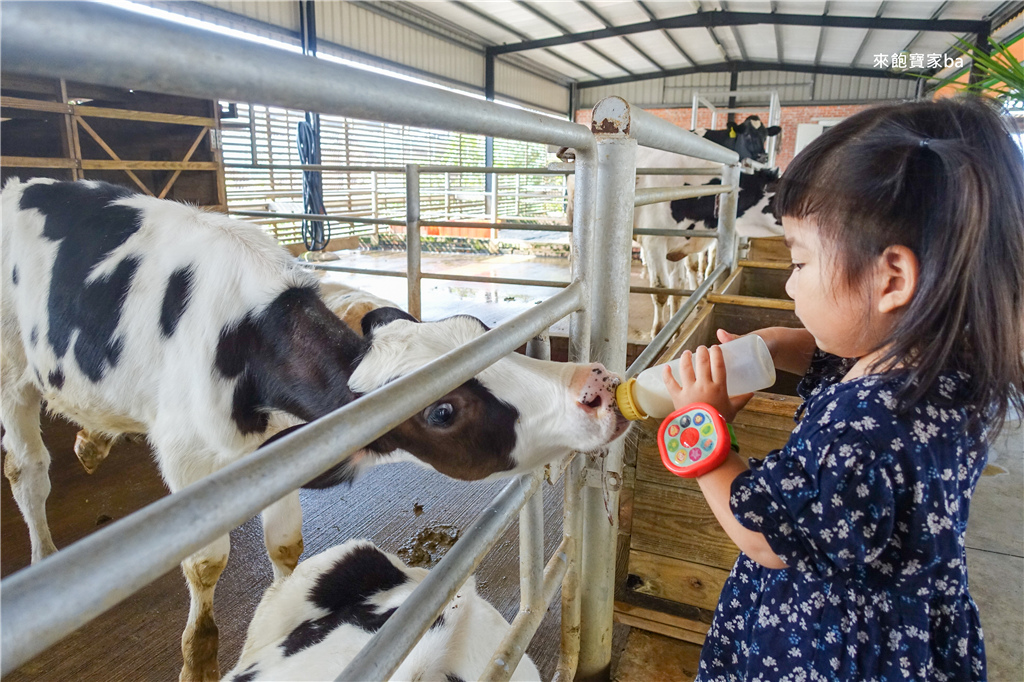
(0, 282, 583, 676)
(228, 163, 576, 175)
(232, 210, 572, 234)
(626, 264, 729, 378)
(235, 210, 718, 239)
(307, 263, 699, 298)
(634, 183, 736, 207)
(0, 3, 595, 153)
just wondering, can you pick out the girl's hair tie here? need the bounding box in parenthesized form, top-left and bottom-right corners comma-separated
(919, 138, 932, 149)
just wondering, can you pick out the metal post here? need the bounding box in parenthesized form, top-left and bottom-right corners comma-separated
(514, 172, 521, 218)
(406, 164, 421, 319)
(444, 171, 451, 218)
(371, 170, 378, 219)
(490, 174, 499, 240)
(767, 90, 780, 168)
(485, 51, 496, 232)
(717, 163, 741, 274)
(559, 102, 598, 682)
(519, 486, 544, 611)
(577, 97, 638, 682)
(691, 91, 699, 130)
(553, 452, 584, 682)
(248, 102, 258, 166)
(519, 333, 550, 612)
(727, 67, 738, 125)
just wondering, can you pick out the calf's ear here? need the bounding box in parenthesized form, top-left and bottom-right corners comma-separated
(766, 126, 782, 137)
(361, 306, 419, 336)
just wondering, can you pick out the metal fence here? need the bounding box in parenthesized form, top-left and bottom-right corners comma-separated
(0, 3, 740, 681)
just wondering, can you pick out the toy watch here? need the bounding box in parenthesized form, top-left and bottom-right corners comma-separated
(657, 403, 737, 478)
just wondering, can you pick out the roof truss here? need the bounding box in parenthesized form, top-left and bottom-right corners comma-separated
(488, 10, 989, 57)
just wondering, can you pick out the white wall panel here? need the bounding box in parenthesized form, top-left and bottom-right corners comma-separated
(495, 61, 569, 114)
(316, 1, 483, 89)
(203, 1, 300, 31)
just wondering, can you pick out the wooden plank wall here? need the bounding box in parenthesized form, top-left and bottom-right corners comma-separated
(615, 238, 802, 643)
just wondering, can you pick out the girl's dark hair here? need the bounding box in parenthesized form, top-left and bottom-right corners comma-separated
(775, 96, 1024, 431)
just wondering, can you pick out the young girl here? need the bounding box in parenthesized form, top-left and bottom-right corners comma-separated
(662, 96, 1024, 681)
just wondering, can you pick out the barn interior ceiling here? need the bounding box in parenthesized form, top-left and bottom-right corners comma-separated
(131, 0, 1024, 113)
(398, 0, 1023, 87)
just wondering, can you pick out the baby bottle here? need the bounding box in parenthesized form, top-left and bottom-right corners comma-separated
(615, 334, 776, 420)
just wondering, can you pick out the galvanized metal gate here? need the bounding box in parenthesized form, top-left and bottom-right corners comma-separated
(0, 4, 741, 680)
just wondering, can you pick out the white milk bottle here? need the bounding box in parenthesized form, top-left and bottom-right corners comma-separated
(615, 334, 776, 420)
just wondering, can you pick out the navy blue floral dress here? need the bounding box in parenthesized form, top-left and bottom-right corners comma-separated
(697, 351, 989, 682)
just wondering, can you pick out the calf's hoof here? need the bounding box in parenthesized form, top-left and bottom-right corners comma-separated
(74, 430, 111, 474)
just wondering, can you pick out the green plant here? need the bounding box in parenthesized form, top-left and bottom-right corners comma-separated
(924, 36, 1024, 104)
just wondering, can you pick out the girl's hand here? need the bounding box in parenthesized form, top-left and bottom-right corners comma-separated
(662, 346, 752, 422)
(716, 327, 817, 377)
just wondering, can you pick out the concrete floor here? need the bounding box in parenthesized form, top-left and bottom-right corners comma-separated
(312, 248, 658, 345)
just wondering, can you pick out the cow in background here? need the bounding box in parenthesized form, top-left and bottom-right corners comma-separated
(559, 116, 782, 338)
(635, 154, 782, 337)
(696, 115, 781, 164)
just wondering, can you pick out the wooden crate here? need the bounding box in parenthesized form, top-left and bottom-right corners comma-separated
(719, 265, 792, 301)
(743, 236, 791, 263)
(615, 287, 804, 642)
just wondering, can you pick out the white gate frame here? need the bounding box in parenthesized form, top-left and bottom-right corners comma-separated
(0, 4, 741, 681)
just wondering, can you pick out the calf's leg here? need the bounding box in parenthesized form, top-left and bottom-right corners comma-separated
(261, 490, 304, 579)
(2, 382, 58, 562)
(159, 446, 231, 682)
(180, 534, 230, 682)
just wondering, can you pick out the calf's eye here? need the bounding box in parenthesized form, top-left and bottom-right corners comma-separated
(426, 402, 455, 427)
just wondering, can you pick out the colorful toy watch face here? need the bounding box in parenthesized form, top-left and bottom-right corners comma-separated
(658, 404, 729, 477)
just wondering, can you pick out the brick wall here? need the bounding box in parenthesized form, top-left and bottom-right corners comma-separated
(576, 103, 875, 171)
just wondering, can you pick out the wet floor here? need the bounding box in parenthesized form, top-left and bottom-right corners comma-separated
(311, 249, 659, 344)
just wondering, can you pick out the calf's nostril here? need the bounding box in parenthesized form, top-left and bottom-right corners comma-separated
(582, 395, 602, 410)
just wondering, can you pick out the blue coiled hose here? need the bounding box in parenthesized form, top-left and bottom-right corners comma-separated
(297, 115, 330, 251)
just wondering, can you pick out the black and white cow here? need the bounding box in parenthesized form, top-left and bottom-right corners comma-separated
(696, 115, 781, 164)
(224, 539, 540, 682)
(634, 133, 783, 338)
(0, 178, 627, 681)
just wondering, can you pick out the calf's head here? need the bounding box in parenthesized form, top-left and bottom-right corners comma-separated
(340, 308, 628, 481)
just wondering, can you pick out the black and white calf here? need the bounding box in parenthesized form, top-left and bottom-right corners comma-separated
(225, 539, 540, 682)
(0, 178, 626, 681)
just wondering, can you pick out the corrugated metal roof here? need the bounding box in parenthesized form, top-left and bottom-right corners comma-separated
(174, 1, 1023, 110)
(412, 0, 1022, 92)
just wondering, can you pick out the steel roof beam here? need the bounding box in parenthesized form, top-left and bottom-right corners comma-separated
(850, 1, 888, 69)
(454, 1, 605, 80)
(489, 10, 988, 55)
(721, 2, 749, 62)
(577, 0, 666, 72)
(771, 1, 783, 63)
(898, 1, 949, 57)
(514, 0, 636, 76)
(579, 59, 924, 88)
(814, 2, 830, 67)
(634, 0, 697, 66)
